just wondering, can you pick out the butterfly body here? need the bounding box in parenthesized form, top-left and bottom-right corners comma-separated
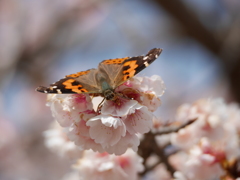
(36, 48, 162, 100)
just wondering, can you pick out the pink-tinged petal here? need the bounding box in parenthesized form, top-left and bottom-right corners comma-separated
(50, 100, 74, 127)
(67, 119, 104, 153)
(124, 105, 153, 134)
(68, 120, 90, 141)
(116, 78, 141, 91)
(115, 79, 142, 102)
(105, 133, 140, 155)
(114, 149, 144, 178)
(116, 76, 165, 112)
(78, 110, 97, 122)
(87, 115, 125, 130)
(43, 122, 83, 160)
(141, 93, 161, 112)
(136, 75, 165, 96)
(87, 115, 126, 147)
(77, 136, 105, 153)
(101, 98, 138, 116)
(47, 94, 94, 127)
(73, 149, 143, 180)
(65, 94, 93, 112)
(144, 75, 165, 96)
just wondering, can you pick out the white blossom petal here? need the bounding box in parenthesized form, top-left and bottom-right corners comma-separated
(101, 99, 138, 116)
(124, 105, 153, 134)
(87, 115, 126, 148)
(105, 133, 140, 155)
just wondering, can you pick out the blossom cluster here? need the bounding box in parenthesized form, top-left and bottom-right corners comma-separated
(170, 98, 240, 180)
(46, 75, 165, 155)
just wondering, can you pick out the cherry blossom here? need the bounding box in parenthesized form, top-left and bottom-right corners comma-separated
(46, 94, 93, 127)
(117, 75, 165, 112)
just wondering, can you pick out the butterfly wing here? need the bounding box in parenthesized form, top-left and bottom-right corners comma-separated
(98, 57, 130, 89)
(98, 48, 162, 89)
(121, 48, 162, 82)
(36, 69, 101, 94)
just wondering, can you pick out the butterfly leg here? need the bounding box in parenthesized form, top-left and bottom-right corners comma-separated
(115, 92, 131, 100)
(117, 88, 140, 100)
(97, 97, 106, 113)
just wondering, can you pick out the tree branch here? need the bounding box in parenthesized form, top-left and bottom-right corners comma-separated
(155, 118, 196, 135)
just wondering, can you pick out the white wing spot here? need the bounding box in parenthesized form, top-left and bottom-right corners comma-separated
(143, 56, 148, 60)
(52, 86, 57, 88)
(155, 54, 158, 58)
(44, 90, 48, 93)
(144, 61, 149, 67)
(57, 89, 62, 94)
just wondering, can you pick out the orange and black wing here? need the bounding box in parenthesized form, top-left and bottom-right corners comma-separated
(121, 48, 162, 82)
(36, 69, 101, 94)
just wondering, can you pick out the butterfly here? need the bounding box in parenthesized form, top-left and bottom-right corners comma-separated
(36, 48, 162, 101)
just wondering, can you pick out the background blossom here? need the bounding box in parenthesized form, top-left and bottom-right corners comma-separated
(72, 149, 144, 180)
(43, 122, 83, 160)
(170, 98, 240, 180)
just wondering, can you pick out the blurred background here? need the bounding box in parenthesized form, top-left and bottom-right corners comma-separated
(1, 0, 240, 179)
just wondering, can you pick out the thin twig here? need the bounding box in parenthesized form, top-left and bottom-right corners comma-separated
(155, 118, 197, 136)
(138, 132, 176, 177)
(151, 132, 176, 176)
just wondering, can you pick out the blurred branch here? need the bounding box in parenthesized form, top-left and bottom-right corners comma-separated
(155, 118, 196, 135)
(223, 158, 240, 179)
(152, 0, 240, 103)
(153, 0, 223, 54)
(139, 159, 161, 176)
(138, 119, 195, 177)
(138, 132, 175, 177)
